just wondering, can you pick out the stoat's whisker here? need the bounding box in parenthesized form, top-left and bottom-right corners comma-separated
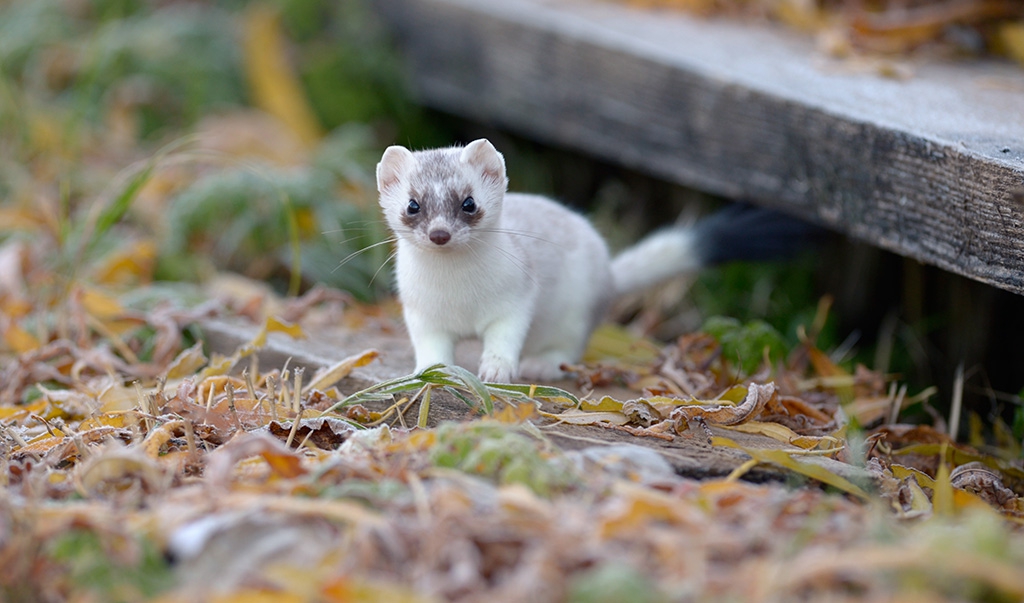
(332, 237, 396, 273)
(369, 249, 398, 286)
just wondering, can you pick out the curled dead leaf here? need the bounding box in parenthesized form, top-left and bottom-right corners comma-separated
(143, 420, 188, 459)
(671, 382, 777, 431)
(621, 399, 658, 427)
(76, 445, 169, 498)
(950, 461, 1019, 509)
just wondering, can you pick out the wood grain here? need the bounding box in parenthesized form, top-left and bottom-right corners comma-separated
(372, 0, 1024, 294)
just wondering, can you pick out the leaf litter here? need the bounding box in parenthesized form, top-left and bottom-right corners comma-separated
(5, 274, 1024, 601)
(620, 0, 1024, 69)
(1, 2, 1024, 602)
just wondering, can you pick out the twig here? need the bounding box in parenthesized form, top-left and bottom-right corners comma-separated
(205, 381, 216, 412)
(888, 383, 907, 425)
(292, 367, 305, 414)
(226, 384, 241, 430)
(183, 419, 197, 455)
(285, 409, 304, 449)
(266, 374, 279, 423)
(949, 362, 965, 441)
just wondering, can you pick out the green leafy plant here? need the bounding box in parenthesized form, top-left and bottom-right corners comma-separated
(703, 315, 788, 375)
(48, 529, 173, 602)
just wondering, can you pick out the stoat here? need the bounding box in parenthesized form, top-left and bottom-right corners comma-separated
(376, 138, 810, 383)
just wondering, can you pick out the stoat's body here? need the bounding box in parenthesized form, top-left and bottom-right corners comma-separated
(376, 139, 805, 383)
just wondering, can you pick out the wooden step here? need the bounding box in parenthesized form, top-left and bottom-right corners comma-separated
(373, 0, 1024, 294)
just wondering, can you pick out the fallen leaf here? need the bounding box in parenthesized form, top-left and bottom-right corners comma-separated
(303, 349, 379, 394)
(713, 435, 871, 500)
(672, 382, 777, 428)
(721, 421, 835, 450)
(266, 315, 305, 339)
(165, 342, 209, 381)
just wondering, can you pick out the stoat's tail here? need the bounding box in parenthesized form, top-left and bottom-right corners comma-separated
(610, 204, 818, 295)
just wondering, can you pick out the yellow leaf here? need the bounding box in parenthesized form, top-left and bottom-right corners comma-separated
(199, 353, 236, 380)
(164, 341, 208, 381)
(579, 396, 625, 413)
(1, 297, 33, 320)
(492, 402, 537, 424)
(583, 323, 661, 365)
(304, 349, 379, 394)
(539, 408, 629, 426)
(933, 456, 954, 516)
(79, 287, 124, 320)
(902, 475, 932, 515)
(717, 384, 749, 404)
(261, 450, 306, 479)
(92, 240, 157, 285)
(713, 435, 871, 500)
(722, 421, 828, 450)
(79, 411, 134, 431)
(4, 321, 40, 353)
(243, 5, 322, 147)
(266, 315, 305, 339)
(0, 399, 47, 420)
(891, 463, 935, 488)
(394, 429, 436, 453)
(209, 590, 305, 603)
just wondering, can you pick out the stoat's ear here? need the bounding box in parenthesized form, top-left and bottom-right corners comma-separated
(377, 145, 415, 193)
(460, 139, 506, 187)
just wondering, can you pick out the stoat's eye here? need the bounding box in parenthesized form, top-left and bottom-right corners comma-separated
(407, 199, 420, 215)
(461, 197, 477, 213)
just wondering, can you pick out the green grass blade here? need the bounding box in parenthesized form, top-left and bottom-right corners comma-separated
(440, 364, 493, 414)
(485, 383, 580, 407)
(92, 161, 154, 244)
(417, 387, 431, 428)
(444, 386, 481, 411)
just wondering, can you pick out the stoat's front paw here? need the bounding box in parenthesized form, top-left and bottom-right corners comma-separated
(478, 355, 517, 383)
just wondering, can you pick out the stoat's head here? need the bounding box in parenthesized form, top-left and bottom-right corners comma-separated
(376, 139, 507, 250)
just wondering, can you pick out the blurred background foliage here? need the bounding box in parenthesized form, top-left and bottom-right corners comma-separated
(0, 0, 449, 304)
(0, 0, 820, 332)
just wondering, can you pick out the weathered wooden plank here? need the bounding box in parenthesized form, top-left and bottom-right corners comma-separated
(372, 0, 1024, 294)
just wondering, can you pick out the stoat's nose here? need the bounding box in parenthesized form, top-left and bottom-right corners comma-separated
(429, 230, 451, 245)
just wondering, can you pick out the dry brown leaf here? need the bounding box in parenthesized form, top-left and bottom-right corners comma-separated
(950, 461, 1020, 510)
(671, 381, 777, 429)
(267, 417, 354, 451)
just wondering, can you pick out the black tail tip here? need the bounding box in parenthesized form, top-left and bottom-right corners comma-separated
(694, 203, 824, 266)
